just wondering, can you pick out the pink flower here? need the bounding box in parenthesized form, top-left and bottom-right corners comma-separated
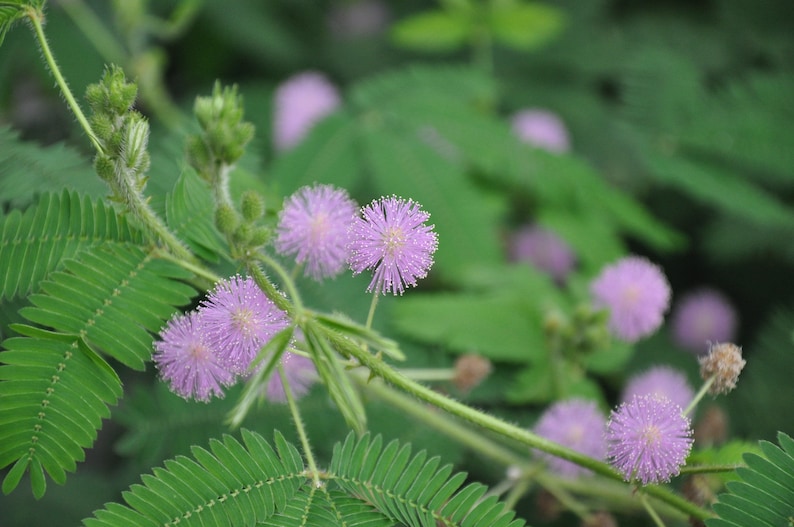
(534, 399, 607, 478)
(511, 109, 571, 153)
(153, 312, 235, 402)
(266, 352, 317, 403)
(621, 366, 694, 411)
(348, 196, 438, 295)
(273, 72, 340, 151)
(509, 224, 576, 283)
(590, 256, 671, 342)
(671, 289, 737, 354)
(276, 184, 358, 280)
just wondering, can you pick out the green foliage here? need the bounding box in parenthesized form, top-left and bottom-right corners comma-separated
(707, 432, 794, 527)
(165, 169, 227, 261)
(0, 191, 142, 301)
(0, 3, 27, 47)
(0, 126, 102, 208)
(391, 10, 470, 52)
(84, 431, 522, 527)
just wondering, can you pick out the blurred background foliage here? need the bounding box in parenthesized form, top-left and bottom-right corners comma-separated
(1, 0, 793, 525)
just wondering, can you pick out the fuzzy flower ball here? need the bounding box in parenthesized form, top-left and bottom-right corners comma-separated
(153, 312, 235, 402)
(621, 366, 694, 412)
(266, 352, 318, 403)
(348, 196, 439, 295)
(509, 225, 576, 283)
(511, 109, 571, 153)
(606, 394, 693, 485)
(199, 276, 291, 375)
(534, 399, 607, 479)
(273, 72, 340, 152)
(671, 289, 737, 354)
(276, 184, 358, 280)
(590, 256, 671, 343)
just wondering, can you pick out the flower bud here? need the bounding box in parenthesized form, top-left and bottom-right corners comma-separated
(248, 226, 271, 248)
(452, 354, 491, 392)
(240, 190, 265, 222)
(699, 343, 746, 395)
(121, 114, 150, 174)
(93, 154, 116, 182)
(215, 203, 239, 236)
(693, 404, 728, 446)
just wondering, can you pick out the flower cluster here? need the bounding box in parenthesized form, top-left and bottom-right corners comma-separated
(153, 276, 315, 402)
(605, 394, 693, 485)
(348, 196, 439, 295)
(590, 256, 671, 342)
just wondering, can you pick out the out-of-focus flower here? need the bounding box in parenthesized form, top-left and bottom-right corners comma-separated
(276, 184, 358, 280)
(511, 109, 571, 153)
(153, 312, 235, 402)
(606, 394, 693, 485)
(273, 72, 340, 151)
(348, 196, 438, 295)
(452, 354, 492, 392)
(508, 224, 576, 283)
(590, 256, 671, 342)
(199, 276, 291, 374)
(327, 0, 390, 38)
(266, 351, 317, 403)
(534, 398, 607, 478)
(699, 342, 746, 395)
(621, 366, 694, 411)
(671, 288, 737, 354)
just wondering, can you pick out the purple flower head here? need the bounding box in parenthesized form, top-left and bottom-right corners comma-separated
(275, 184, 358, 280)
(590, 256, 671, 343)
(199, 276, 291, 375)
(509, 224, 576, 283)
(266, 351, 317, 403)
(671, 289, 737, 354)
(621, 366, 694, 411)
(511, 109, 571, 153)
(534, 399, 608, 478)
(153, 312, 235, 402)
(273, 72, 340, 152)
(606, 394, 693, 485)
(348, 196, 439, 295)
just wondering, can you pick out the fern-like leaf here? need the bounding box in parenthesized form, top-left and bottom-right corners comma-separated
(0, 327, 122, 498)
(0, 126, 102, 208)
(20, 244, 195, 370)
(83, 431, 525, 527)
(165, 169, 226, 261)
(706, 432, 794, 527)
(83, 430, 305, 527)
(0, 190, 142, 301)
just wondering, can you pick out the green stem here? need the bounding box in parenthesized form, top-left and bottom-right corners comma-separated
(641, 492, 667, 527)
(501, 477, 532, 511)
(279, 364, 320, 487)
(247, 259, 296, 316)
(343, 344, 713, 521)
(365, 293, 379, 330)
(683, 375, 716, 416)
(153, 248, 222, 284)
(679, 464, 743, 475)
(253, 252, 304, 314)
(26, 7, 103, 154)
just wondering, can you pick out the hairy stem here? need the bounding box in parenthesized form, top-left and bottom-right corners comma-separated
(280, 364, 320, 486)
(26, 7, 103, 154)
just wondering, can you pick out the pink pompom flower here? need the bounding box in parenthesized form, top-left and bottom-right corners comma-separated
(511, 109, 571, 153)
(508, 224, 576, 283)
(671, 288, 737, 354)
(621, 366, 694, 412)
(273, 72, 340, 151)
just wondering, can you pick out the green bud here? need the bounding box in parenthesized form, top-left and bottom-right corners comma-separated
(232, 223, 253, 246)
(248, 226, 271, 248)
(240, 190, 265, 222)
(121, 114, 150, 174)
(215, 203, 239, 235)
(89, 114, 114, 143)
(94, 154, 116, 182)
(84, 83, 106, 114)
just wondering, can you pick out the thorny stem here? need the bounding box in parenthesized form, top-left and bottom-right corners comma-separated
(26, 7, 104, 154)
(280, 364, 321, 487)
(342, 342, 713, 521)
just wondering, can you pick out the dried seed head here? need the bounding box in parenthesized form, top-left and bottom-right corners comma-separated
(699, 343, 746, 395)
(453, 354, 492, 392)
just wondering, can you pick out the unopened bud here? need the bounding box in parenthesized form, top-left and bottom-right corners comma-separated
(248, 226, 271, 248)
(94, 154, 116, 182)
(693, 404, 728, 446)
(240, 190, 265, 222)
(121, 115, 150, 174)
(682, 474, 716, 508)
(699, 343, 745, 395)
(452, 354, 491, 392)
(215, 204, 239, 235)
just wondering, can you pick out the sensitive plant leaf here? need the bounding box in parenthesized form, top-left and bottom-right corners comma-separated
(85, 431, 523, 527)
(0, 5, 26, 47)
(706, 433, 794, 527)
(20, 244, 196, 370)
(391, 292, 545, 363)
(165, 168, 227, 261)
(390, 10, 470, 52)
(489, 1, 566, 51)
(0, 190, 142, 301)
(0, 331, 123, 496)
(269, 111, 361, 196)
(0, 126, 101, 208)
